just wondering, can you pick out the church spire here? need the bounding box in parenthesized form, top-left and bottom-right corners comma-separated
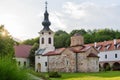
(42, 1, 51, 31)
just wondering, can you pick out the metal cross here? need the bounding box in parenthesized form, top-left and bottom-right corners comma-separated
(45, 1, 48, 10)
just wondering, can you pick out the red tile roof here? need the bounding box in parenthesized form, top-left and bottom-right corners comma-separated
(69, 46, 91, 53)
(44, 45, 92, 56)
(44, 48, 66, 56)
(86, 39, 120, 51)
(14, 45, 32, 58)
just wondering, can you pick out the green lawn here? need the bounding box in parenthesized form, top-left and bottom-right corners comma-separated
(50, 71, 120, 80)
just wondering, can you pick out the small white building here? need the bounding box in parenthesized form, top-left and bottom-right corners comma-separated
(35, 2, 55, 72)
(87, 39, 120, 70)
(14, 44, 32, 68)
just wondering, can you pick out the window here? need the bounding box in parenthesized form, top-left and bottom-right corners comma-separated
(42, 32, 44, 34)
(24, 61, 26, 67)
(49, 32, 51, 34)
(38, 56, 40, 59)
(41, 38, 44, 44)
(117, 44, 120, 48)
(18, 61, 20, 65)
(105, 55, 107, 59)
(106, 44, 111, 50)
(45, 62, 47, 66)
(66, 60, 68, 65)
(48, 38, 51, 44)
(115, 54, 117, 58)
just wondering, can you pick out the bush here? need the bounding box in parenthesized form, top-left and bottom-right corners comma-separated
(0, 56, 30, 80)
(49, 72, 61, 78)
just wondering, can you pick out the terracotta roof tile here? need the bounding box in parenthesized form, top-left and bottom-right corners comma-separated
(69, 45, 91, 53)
(43, 48, 66, 56)
(86, 39, 120, 51)
(14, 44, 32, 58)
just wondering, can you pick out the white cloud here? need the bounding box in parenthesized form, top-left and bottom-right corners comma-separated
(0, 0, 120, 40)
(56, 1, 120, 32)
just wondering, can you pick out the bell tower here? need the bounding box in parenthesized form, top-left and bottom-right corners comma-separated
(39, 1, 55, 51)
(35, 2, 55, 72)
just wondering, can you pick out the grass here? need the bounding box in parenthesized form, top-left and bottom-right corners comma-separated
(50, 71, 120, 80)
(0, 56, 30, 80)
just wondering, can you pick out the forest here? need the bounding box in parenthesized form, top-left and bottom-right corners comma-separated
(22, 28, 120, 48)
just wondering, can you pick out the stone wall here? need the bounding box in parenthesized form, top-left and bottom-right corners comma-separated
(77, 47, 99, 72)
(48, 48, 76, 72)
(48, 47, 99, 72)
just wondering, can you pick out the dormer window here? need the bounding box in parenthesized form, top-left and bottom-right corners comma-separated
(105, 44, 111, 50)
(96, 45, 102, 51)
(117, 43, 120, 49)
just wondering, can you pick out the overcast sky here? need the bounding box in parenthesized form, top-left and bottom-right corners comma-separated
(0, 0, 120, 40)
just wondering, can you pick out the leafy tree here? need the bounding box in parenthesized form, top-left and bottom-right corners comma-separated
(70, 29, 87, 36)
(22, 28, 120, 48)
(22, 37, 39, 45)
(29, 43, 39, 67)
(54, 30, 70, 48)
(0, 25, 14, 57)
(55, 30, 68, 36)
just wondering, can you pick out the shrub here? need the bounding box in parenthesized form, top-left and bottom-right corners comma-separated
(49, 72, 61, 78)
(0, 56, 30, 80)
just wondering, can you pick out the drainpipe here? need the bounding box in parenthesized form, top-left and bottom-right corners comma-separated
(75, 53, 78, 72)
(47, 56, 49, 73)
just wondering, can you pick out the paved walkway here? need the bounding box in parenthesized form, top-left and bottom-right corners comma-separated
(28, 73, 43, 80)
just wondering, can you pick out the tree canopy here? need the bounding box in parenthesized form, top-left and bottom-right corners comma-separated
(0, 25, 14, 57)
(22, 28, 120, 48)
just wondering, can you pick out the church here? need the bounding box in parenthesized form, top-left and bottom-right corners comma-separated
(35, 2, 99, 72)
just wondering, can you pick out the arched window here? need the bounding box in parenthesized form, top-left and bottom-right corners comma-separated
(41, 38, 44, 44)
(48, 37, 51, 44)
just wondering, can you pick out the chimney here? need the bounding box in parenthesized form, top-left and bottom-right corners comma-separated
(114, 39, 117, 49)
(114, 39, 117, 45)
(94, 42, 97, 48)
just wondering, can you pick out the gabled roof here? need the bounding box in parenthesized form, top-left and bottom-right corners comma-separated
(69, 45, 91, 53)
(44, 45, 93, 56)
(43, 48, 66, 56)
(14, 44, 32, 58)
(86, 39, 120, 51)
(87, 53, 99, 58)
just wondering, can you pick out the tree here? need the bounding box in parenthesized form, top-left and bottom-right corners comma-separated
(54, 30, 70, 48)
(70, 29, 87, 36)
(22, 37, 39, 45)
(29, 43, 39, 67)
(0, 25, 14, 57)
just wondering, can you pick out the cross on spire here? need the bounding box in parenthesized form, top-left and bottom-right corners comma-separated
(45, 1, 48, 11)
